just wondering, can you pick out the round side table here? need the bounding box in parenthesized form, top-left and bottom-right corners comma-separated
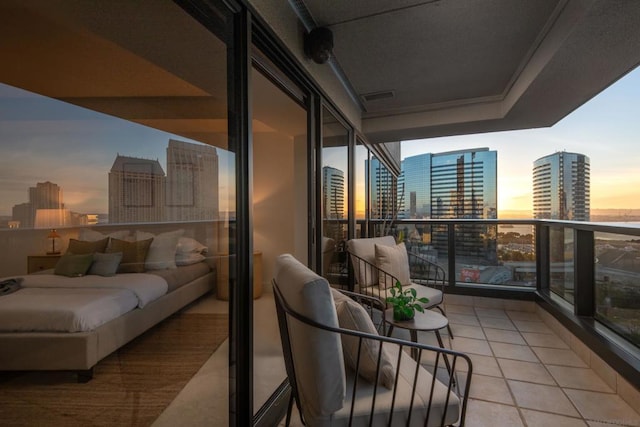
(384, 308, 452, 375)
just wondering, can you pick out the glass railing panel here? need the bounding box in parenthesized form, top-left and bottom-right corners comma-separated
(549, 226, 575, 304)
(496, 224, 536, 286)
(391, 221, 449, 281)
(594, 231, 640, 347)
(452, 223, 498, 285)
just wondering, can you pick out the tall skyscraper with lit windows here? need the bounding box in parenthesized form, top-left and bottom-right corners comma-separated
(533, 151, 590, 221)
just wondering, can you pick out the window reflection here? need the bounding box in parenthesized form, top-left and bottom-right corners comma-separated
(322, 106, 349, 285)
(0, 1, 232, 424)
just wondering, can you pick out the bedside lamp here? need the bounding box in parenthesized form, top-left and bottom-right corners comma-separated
(47, 229, 61, 255)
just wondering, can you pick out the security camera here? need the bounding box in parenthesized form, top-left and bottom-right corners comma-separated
(304, 27, 333, 64)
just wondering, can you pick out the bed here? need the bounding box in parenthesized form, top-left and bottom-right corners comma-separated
(0, 261, 215, 381)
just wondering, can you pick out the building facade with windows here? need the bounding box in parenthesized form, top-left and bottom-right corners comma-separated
(533, 151, 591, 221)
(395, 149, 497, 258)
(108, 155, 166, 224)
(166, 139, 219, 221)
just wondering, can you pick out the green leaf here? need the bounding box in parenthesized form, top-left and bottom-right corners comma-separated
(414, 305, 424, 313)
(409, 288, 417, 298)
(417, 297, 429, 304)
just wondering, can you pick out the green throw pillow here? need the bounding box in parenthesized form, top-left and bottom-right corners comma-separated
(54, 253, 95, 277)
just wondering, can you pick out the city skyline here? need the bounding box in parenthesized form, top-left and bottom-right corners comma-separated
(402, 66, 640, 214)
(2, 64, 639, 219)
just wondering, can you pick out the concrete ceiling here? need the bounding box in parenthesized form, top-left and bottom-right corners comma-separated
(3, 0, 640, 149)
(0, 0, 306, 150)
(297, 0, 640, 144)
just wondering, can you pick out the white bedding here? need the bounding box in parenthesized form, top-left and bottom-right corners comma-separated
(0, 273, 169, 333)
(19, 273, 168, 308)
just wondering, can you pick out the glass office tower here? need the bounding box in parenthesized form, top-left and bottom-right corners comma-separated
(533, 151, 591, 221)
(393, 148, 497, 258)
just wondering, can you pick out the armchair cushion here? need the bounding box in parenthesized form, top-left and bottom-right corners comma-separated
(336, 297, 396, 389)
(331, 344, 461, 426)
(347, 236, 396, 287)
(274, 254, 346, 420)
(374, 242, 411, 287)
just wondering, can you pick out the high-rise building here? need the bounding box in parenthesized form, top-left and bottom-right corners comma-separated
(396, 149, 497, 258)
(399, 153, 431, 219)
(109, 155, 166, 223)
(11, 181, 65, 228)
(322, 165, 345, 243)
(533, 151, 590, 221)
(166, 139, 219, 221)
(368, 157, 399, 220)
(322, 166, 345, 220)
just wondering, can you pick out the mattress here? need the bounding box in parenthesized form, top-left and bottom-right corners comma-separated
(147, 261, 212, 292)
(0, 287, 139, 332)
(0, 272, 169, 333)
(0, 262, 212, 333)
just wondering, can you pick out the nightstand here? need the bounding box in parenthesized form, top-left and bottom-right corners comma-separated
(27, 254, 62, 274)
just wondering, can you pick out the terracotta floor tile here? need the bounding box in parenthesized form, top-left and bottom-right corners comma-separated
(479, 316, 517, 330)
(490, 342, 538, 362)
(497, 358, 555, 385)
(468, 374, 514, 405)
(522, 331, 569, 349)
(484, 328, 526, 345)
(520, 409, 588, 427)
(547, 365, 613, 393)
(532, 347, 588, 368)
(564, 389, 640, 424)
(513, 319, 554, 334)
(465, 399, 524, 427)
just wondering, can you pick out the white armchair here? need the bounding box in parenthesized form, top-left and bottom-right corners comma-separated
(345, 236, 452, 337)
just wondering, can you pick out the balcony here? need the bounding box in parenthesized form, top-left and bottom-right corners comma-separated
(314, 218, 640, 426)
(3, 219, 639, 426)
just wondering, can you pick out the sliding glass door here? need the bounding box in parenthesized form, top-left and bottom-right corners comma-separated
(0, 0, 237, 424)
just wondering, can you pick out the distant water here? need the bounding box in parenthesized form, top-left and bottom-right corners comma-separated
(500, 222, 640, 238)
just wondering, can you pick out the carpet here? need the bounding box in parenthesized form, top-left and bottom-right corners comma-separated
(0, 312, 229, 426)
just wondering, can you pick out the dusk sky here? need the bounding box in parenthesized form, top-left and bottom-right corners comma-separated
(2, 64, 639, 217)
(402, 65, 640, 214)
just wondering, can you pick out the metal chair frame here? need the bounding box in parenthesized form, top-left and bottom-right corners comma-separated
(347, 249, 454, 338)
(273, 281, 472, 427)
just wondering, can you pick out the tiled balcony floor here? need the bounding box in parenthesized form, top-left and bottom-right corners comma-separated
(282, 299, 640, 427)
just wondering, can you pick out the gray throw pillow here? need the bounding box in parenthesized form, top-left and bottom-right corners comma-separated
(88, 252, 123, 277)
(54, 253, 94, 277)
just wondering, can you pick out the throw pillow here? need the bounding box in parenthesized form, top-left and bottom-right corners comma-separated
(78, 228, 130, 242)
(374, 242, 411, 288)
(336, 297, 396, 389)
(54, 253, 94, 277)
(108, 238, 153, 273)
(134, 229, 184, 270)
(176, 237, 208, 254)
(175, 252, 206, 266)
(67, 237, 109, 255)
(88, 252, 123, 276)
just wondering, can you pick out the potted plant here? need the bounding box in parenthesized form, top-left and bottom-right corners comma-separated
(386, 281, 429, 321)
